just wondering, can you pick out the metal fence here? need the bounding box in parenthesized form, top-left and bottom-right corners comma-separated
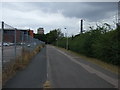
(0, 21, 45, 70)
(0, 21, 2, 89)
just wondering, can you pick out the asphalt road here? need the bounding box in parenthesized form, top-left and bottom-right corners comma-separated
(47, 45, 119, 88)
(2, 45, 119, 88)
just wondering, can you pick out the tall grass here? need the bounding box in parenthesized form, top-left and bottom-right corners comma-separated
(2, 45, 44, 86)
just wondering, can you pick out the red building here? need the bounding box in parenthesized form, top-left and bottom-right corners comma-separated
(3, 29, 34, 43)
(28, 30, 34, 37)
(4, 29, 21, 43)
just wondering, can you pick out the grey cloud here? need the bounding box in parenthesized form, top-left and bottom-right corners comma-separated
(51, 2, 117, 21)
(2, 2, 117, 21)
(29, 2, 117, 21)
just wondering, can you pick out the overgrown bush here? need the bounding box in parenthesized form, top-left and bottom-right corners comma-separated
(56, 25, 120, 66)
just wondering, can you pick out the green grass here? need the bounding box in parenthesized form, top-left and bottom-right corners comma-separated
(55, 46, 120, 75)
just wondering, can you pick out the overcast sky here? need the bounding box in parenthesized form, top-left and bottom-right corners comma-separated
(0, 2, 118, 35)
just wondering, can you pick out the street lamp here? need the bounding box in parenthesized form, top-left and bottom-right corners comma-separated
(56, 38, 58, 47)
(64, 28, 68, 50)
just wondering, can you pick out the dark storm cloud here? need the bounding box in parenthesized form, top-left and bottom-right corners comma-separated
(2, 2, 117, 21)
(1, 2, 117, 35)
(46, 2, 117, 21)
(68, 2, 117, 19)
(26, 2, 117, 21)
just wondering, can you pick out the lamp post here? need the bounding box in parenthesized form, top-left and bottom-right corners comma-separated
(56, 38, 58, 47)
(64, 28, 68, 50)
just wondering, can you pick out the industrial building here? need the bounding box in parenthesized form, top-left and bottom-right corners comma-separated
(37, 28, 44, 34)
(3, 29, 34, 43)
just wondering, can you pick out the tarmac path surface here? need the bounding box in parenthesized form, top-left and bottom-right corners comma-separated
(47, 45, 119, 88)
(3, 45, 119, 89)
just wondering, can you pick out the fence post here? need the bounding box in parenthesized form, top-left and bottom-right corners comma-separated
(22, 31, 24, 48)
(14, 28, 17, 59)
(1, 21, 4, 69)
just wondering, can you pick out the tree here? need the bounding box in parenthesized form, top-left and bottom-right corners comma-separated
(46, 29, 63, 44)
(34, 34, 46, 42)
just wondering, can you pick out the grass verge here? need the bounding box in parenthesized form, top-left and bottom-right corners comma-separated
(55, 46, 120, 75)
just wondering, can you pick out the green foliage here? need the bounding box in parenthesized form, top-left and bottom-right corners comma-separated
(34, 24, 120, 65)
(57, 24, 120, 66)
(34, 34, 46, 42)
(34, 28, 63, 44)
(46, 29, 63, 44)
